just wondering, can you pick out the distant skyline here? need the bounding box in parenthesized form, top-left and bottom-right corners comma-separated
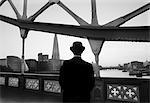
(0, 0, 150, 66)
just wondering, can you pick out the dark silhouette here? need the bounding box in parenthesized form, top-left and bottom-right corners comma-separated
(59, 41, 95, 103)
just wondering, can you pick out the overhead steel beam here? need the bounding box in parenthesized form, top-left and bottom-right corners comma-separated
(28, 1, 55, 21)
(58, 1, 88, 25)
(22, 0, 27, 19)
(0, 0, 7, 6)
(7, 0, 21, 19)
(104, 3, 150, 26)
(91, 0, 98, 25)
(0, 15, 149, 42)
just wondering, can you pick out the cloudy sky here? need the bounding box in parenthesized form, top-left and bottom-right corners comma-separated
(0, 0, 149, 66)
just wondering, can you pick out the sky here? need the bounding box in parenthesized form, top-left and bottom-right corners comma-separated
(0, 0, 150, 67)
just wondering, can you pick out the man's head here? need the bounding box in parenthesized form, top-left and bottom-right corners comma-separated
(70, 41, 85, 55)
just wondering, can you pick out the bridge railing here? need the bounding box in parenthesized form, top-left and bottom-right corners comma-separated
(0, 72, 149, 103)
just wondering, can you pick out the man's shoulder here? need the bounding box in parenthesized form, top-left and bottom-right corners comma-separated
(63, 58, 92, 67)
(62, 60, 73, 65)
(63, 60, 71, 63)
(82, 60, 92, 65)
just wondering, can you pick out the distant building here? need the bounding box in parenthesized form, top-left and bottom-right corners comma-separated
(37, 34, 61, 72)
(37, 60, 52, 72)
(0, 58, 8, 72)
(37, 59, 64, 72)
(52, 34, 60, 60)
(131, 61, 143, 70)
(25, 59, 37, 72)
(42, 55, 49, 61)
(0, 58, 7, 67)
(7, 56, 21, 72)
(38, 53, 49, 62)
(38, 53, 43, 61)
(124, 63, 128, 69)
(123, 63, 132, 70)
(49, 59, 64, 71)
(143, 60, 150, 69)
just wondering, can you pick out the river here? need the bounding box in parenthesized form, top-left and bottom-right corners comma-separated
(99, 69, 150, 79)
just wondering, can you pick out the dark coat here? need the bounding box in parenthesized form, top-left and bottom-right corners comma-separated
(59, 57, 95, 103)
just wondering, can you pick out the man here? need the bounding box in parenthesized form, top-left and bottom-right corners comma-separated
(59, 41, 95, 103)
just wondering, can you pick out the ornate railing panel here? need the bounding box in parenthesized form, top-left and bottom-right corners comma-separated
(25, 78, 39, 90)
(107, 84, 139, 102)
(8, 77, 19, 87)
(44, 80, 61, 93)
(0, 77, 5, 85)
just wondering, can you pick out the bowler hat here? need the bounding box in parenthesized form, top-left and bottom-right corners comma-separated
(70, 41, 85, 55)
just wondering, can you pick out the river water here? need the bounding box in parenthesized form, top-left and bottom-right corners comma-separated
(99, 69, 150, 79)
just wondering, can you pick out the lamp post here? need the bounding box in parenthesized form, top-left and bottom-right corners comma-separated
(20, 29, 28, 74)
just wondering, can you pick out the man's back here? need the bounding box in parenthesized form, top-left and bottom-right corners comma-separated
(59, 41, 95, 102)
(59, 57, 95, 102)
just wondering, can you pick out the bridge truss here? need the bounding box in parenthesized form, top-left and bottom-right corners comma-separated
(0, 0, 149, 73)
